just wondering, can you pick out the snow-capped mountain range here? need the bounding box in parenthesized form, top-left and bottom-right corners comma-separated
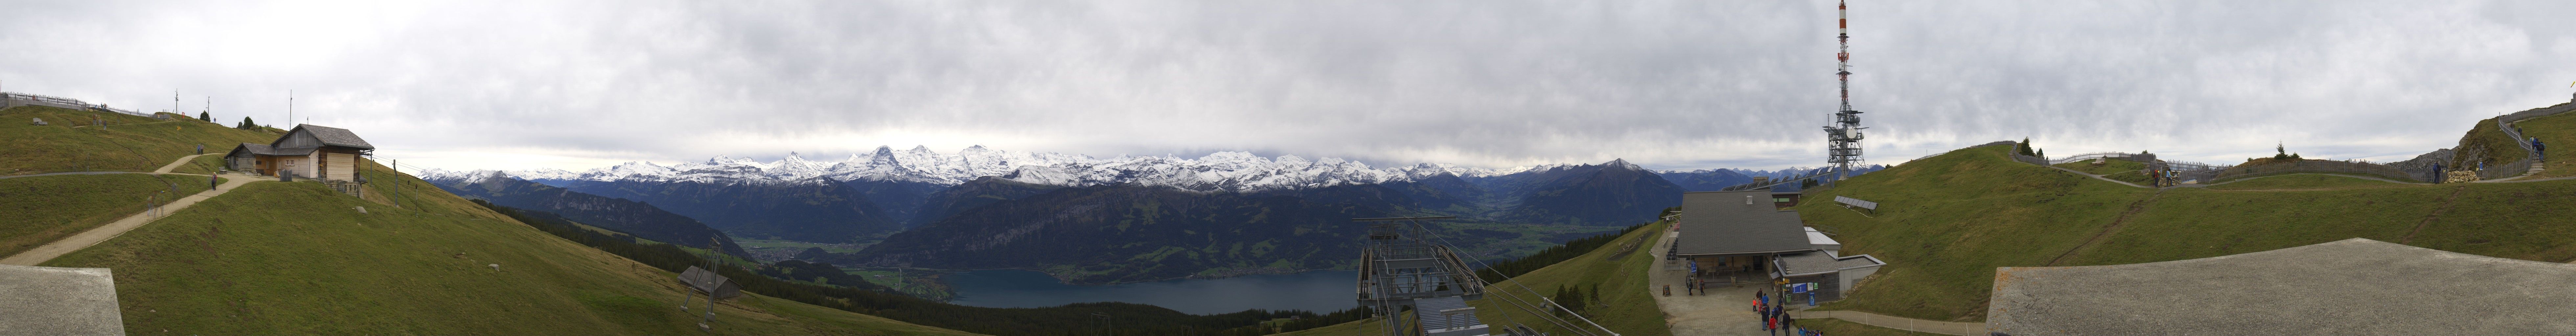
(419, 145, 1647, 192)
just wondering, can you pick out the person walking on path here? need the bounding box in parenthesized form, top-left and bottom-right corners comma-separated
(2536, 138, 2547, 160)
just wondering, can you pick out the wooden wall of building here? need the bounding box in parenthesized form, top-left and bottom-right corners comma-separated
(323, 151, 357, 181)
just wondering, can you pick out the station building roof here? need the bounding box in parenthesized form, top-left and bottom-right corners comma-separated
(1672, 190, 1813, 256)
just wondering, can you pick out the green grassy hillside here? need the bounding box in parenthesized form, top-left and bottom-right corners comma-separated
(2509, 109, 2576, 178)
(1, 173, 218, 256)
(2203, 173, 2412, 190)
(169, 154, 229, 175)
(2450, 115, 2530, 170)
(1798, 144, 2576, 322)
(1281, 221, 1672, 336)
(38, 162, 977, 335)
(1, 106, 279, 176)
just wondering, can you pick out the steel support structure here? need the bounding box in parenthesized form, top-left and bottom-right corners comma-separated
(1823, 0, 1867, 188)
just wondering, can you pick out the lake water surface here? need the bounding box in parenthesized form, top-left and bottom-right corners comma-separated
(944, 269, 1360, 315)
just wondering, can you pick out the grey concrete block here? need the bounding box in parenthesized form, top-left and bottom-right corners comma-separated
(0, 264, 125, 336)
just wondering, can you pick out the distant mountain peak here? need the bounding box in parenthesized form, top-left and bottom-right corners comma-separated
(472, 146, 1718, 192)
(1604, 158, 1640, 170)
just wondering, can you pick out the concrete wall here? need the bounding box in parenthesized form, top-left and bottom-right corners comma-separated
(1838, 263, 1880, 295)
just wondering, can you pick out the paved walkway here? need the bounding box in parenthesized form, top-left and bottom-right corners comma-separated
(2041, 166, 2156, 188)
(0, 153, 214, 179)
(1644, 231, 1775, 336)
(1787, 310, 1981, 335)
(152, 153, 212, 174)
(0, 171, 145, 180)
(0, 153, 255, 266)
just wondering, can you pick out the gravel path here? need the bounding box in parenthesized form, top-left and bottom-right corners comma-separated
(0, 153, 254, 266)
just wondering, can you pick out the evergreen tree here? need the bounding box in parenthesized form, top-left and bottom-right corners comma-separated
(2036, 148, 2045, 158)
(2018, 138, 2034, 156)
(1586, 284, 1601, 309)
(238, 116, 256, 130)
(198, 111, 210, 121)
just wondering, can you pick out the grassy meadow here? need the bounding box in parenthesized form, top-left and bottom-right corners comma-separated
(1, 173, 219, 256)
(1798, 143, 2576, 322)
(32, 155, 975, 335)
(1, 106, 279, 176)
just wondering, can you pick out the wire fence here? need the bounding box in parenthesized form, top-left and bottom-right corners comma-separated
(2206, 159, 2429, 183)
(2005, 150, 2441, 183)
(2479, 158, 2534, 181)
(2046, 152, 2158, 165)
(2, 92, 152, 117)
(2009, 154, 2049, 166)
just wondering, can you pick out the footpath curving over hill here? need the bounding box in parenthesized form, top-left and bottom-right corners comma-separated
(35, 160, 978, 335)
(1794, 144, 2576, 323)
(5, 104, 977, 335)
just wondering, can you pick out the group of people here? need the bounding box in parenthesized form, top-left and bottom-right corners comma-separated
(2534, 138, 2547, 160)
(2146, 168, 2181, 187)
(1752, 290, 1801, 336)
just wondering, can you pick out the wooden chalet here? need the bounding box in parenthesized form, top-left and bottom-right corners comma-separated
(226, 124, 374, 194)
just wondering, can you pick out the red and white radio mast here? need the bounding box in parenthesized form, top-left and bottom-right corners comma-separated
(1823, 0, 1868, 185)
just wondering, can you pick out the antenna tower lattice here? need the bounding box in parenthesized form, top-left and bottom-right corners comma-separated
(1824, 0, 1867, 185)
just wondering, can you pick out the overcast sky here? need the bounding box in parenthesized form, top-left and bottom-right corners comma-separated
(5, 0, 2572, 172)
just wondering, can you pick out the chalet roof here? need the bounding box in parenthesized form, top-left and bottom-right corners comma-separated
(280, 124, 374, 150)
(1672, 190, 1813, 256)
(1988, 238, 2576, 335)
(228, 143, 311, 157)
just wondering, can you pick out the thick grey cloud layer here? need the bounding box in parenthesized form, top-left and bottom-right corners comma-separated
(3, 1, 2570, 171)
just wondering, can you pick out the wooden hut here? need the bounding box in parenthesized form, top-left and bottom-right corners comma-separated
(225, 124, 374, 193)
